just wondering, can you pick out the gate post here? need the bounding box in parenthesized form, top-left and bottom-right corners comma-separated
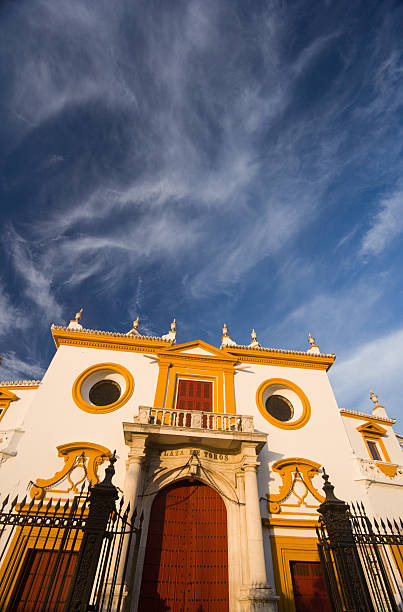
(318, 470, 374, 612)
(63, 452, 119, 612)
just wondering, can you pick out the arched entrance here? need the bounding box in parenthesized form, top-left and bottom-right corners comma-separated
(138, 479, 229, 612)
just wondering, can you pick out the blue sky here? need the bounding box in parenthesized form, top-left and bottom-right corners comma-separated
(1, 0, 403, 422)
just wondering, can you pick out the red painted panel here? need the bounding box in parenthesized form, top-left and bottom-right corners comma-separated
(176, 380, 212, 412)
(10, 549, 78, 611)
(138, 480, 229, 612)
(290, 561, 332, 612)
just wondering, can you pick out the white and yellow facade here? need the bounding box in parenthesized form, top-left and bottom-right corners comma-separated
(0, 318, 402, 612)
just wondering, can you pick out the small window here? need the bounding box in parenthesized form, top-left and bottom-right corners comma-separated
(89, 380, 121, 406)
(265, 395, 294, 422)
(367, 440, 381, 461)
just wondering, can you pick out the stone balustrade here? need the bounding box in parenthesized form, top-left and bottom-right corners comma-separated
(354, 457, 403, 485)
(135, 406, 254, 433)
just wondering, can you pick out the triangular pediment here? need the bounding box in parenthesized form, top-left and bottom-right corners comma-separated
(357, 421, 387, 437)
(163, 340, 233, 360)
(0, 388, 18, 403)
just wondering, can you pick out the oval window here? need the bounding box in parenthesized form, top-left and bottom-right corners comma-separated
(89, 380, 121, 406)
(265, 395, 294, 422)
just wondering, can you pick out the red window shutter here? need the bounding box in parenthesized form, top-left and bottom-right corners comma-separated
(176, 380, 213, 412)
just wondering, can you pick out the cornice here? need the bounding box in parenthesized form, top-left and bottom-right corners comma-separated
(340, 408, 395, 425)
(0, 380, 41, 389)
(51, 325, 174, 352)
(222, 346, 335, 371)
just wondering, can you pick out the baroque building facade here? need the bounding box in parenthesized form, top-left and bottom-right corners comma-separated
(0, 313, 402, 611)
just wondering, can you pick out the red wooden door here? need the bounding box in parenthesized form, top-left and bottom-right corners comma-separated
(290, 561, 332, 612)
(176, 380, 213, 427)
(138, 480, 229, 612)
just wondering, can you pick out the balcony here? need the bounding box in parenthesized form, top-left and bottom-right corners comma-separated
(0, 427, 24, 463)
(354, 457, 403, 486)
(124, 406, 266, 452)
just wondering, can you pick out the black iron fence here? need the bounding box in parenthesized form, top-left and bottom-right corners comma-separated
(0, 453, 142, 612)
(317, 470, 403, 612)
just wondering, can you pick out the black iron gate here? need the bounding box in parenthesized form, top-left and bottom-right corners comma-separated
(317, 470, 403, 612)
(0, 453, 142, 612)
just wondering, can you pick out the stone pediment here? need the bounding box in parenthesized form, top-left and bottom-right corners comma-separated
(162, 340, 234, 361)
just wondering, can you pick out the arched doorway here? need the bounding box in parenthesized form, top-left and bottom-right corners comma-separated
(138, 479, 229, 612)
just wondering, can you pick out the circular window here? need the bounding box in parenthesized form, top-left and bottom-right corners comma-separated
(265, 395, 294, 422)
(72, 363, 134, 414)
(89, 380, 121, 406)
(256, 378, 311, 429)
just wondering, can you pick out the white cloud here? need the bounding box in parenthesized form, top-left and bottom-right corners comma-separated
(360, 190, 403, 257)
(0, 284, 28, 337)
(330, 327, 403, 420)
(0, 351, 44, 382)
(6, 227, 63, 320)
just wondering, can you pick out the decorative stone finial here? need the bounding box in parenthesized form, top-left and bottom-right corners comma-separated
(321, 468, 343, 503)
(162, 318, 177, 342)
(370, 389, 378, 405)
(67, 308, 84, 330)
(307, 332, 320, 354)
(127, 316, 141, 337)
(221, 324, 237, 348)
(369, 389, 389, 419)
(249, 329, 260, 348)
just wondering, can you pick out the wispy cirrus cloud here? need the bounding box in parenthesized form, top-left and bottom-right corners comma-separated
(360, 190, 403, 257)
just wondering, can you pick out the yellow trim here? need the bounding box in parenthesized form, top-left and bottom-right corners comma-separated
(0, 383, 40, 390)
(357, 422, 392, 463)
(72, 362, 134, 414)
(30, 442, 111, 500)
(52, 327, 173, 352)
(223, 369, 235, 414)
(340, 409, 394, 426)
(266, 458, 324, 513)
(256, 379, 311, 430)
(222, 346, 335, 371)
(153, 360, 170, 408)
(376, 463, 397, 478)
(0, 389, 18, 423)
(263, 518, 319, 529)
(269, 535, 323, 612)
(152, 341, 237, 414)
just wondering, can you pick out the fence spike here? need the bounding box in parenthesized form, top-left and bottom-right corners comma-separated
(387, 518, 393, 531)
(11, 495, 19, 511)
(374, 517, 380, 532)
(351, 501, 356, 513)
(37, 498, 43, 512)
(400, 517, 403, 530)
(28, 496, 35, 511)
(1, 494, 9, 511)
(118, 497, 124, 512)
(20, 495, 27, 509)
(132, 507, 137, 522)
(393, 519, 400, 533)
(54, 498, 61, 513)
(46, 497, 53, 511)
(380, 518, 387, 532)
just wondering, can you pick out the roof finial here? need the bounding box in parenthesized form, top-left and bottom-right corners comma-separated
(127, 316, 141, 337)
(221, 324, 237, 348)
(369, 389, 378, 405)
(162, 317, 177, 343)
(307, 332, 320, 354)
(67, 308, 84, 330)
(249, 329, 260, 348)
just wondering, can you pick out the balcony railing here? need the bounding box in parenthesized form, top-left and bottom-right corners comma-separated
(135, 406, 254, 433)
